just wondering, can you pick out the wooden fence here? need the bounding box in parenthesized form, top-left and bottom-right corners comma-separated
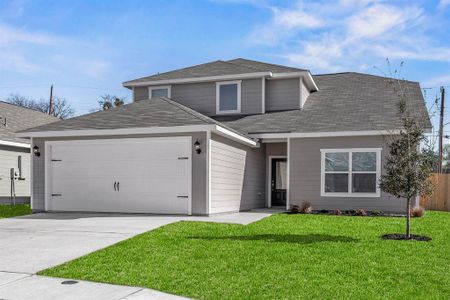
(420, 173, 450, 211)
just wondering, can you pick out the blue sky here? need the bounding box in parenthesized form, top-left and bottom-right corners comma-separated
(1, 0, 450, 133)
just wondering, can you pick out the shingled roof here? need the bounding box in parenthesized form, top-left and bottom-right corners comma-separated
(123, 58, 306, 86)
(0, 101, 58, 145)
(219, 72, 432, 134)
(21, 97, 251, 139)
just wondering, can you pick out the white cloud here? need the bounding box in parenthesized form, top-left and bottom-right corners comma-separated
(423, 75, 450, 87)
(0, 23, 60, 45)
(272, 7, 324, 29)
(248, 1, 450, 73)
(249, 3, 325, 45)
(439, 0, 450, 9)
(346, 5, 423, 40)
(0, 23, 110, 79)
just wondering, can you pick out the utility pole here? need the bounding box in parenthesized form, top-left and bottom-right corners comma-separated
(49, 84, 54, 115)
(438, 86, 445, 173)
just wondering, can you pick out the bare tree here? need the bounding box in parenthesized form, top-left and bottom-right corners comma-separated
(6, 94, 75, 119)
(96, 94, 126, 111)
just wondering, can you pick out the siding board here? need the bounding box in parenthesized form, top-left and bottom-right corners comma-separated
(210, 133, 266, 213)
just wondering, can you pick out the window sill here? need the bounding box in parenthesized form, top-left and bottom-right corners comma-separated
(320, 192, 381, 198)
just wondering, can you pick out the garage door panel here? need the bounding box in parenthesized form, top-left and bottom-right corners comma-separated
(48, 137, 191, 214)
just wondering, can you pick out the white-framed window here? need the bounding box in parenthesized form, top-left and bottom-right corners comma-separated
(148, 86, 171, 99)
(320, 148, 381, 197)
(216, 80, 241, 114)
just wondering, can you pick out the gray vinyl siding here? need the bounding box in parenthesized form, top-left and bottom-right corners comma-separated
(171, 82, 216, 115)
(241, 79, 263, 114)
(289, 136, 407, 213)
(31, 132, 208, 214)
(133, 87, 148, 101)
(266, 78, 300, 111)
(147, 79, 263, 116)
(210, 134, 265, 213)
(0, 145, 30, 203)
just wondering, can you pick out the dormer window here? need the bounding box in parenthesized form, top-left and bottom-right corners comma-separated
(149, 86, 171, 98)
(216, 81, 241, 114)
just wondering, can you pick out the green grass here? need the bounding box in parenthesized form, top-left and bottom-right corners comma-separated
(39, 211, 450, 299)
(0, 204, 31, 218)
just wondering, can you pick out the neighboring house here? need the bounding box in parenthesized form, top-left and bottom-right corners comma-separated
(0, 101, 58, 204)
(17, 59, 431, 214)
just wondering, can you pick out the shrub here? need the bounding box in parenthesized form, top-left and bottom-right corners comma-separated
(371, 210, 383, 216)
(300, 201, 312, 214)
(347, 209, 357, 216)
(290, 205, 300, 214)
(356, 208, 368, 216)
(333, 209, 342, 216)
(411, 207, 425, 218)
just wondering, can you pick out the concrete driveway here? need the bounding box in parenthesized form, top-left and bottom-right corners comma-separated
(0, 210, 275, 299)
(0, 210, 274, 274)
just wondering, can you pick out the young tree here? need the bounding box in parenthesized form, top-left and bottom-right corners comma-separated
(6, 94, 75, 119)
(97, 94, 126, 111)
(379, 84, 435, 239)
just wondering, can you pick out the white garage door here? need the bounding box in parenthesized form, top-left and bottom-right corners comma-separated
(46, 137, 192, 214)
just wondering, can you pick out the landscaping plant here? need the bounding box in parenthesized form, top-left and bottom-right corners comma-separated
(379, 78, 435, 239)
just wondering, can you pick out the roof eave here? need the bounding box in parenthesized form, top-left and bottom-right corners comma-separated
(123, 72, 272, 88)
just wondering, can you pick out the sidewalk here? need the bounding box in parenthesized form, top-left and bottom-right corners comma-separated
(0, 271, 187, 300)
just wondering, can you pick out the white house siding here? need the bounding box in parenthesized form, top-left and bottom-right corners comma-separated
(0, 145, 30, 204)
(210, 134, 266, 214)
(289, 135, 410, 213)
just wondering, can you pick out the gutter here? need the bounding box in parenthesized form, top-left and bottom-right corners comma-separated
(17, 124, 258, 148)
(0, 139, 30, 149)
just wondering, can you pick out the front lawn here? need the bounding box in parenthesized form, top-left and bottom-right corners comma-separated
(0, 204, 31, 218)
(40, 211, 450, 299)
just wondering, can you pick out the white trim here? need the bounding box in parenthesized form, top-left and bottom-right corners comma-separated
(206, 131, 212, 215)
(123, 72, 272, 87)
(188, 136, 193, 215)
(30, 137, 34, 210)
(44, 141, 52, 211)
(252, 130, 401, 139)
(0, 139, 30, 148)
(131, 86, 135, 102)
(18, 124, 257, 147)
(299, 77, 303, 109)
(286, 138, 291, 210)
(215, 80, 242, 115)
(261, 77, 265, 113)
(17, 125, 215, 138)
(213, 125, 258, 147)
(148, 85, 171, 98)
(320, 148, 382, 198)
(267, 155, 287, 208)
(305, 71, 319, 91)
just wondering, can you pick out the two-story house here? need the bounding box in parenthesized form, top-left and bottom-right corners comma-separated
(17, 59, 431, 215)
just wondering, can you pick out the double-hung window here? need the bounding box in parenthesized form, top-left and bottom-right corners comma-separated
(216, 81, 241, 114)
(149, 86, 171, 98)
(320, 148, 381, 197)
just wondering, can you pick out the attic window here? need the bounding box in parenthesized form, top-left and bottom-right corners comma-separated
(216, 81, 241, 114)
(149, 86, 171, 98)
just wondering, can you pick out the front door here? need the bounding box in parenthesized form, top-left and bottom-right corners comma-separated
(271, 158, 287, 206)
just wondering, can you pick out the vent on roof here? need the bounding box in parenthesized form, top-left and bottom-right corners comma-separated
(0, 116, 6, 126)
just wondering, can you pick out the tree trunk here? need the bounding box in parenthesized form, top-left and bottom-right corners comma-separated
(406, 197, 411, 239)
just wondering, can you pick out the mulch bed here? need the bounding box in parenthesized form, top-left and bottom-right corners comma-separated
(381, 234, 432, 241)
(288, 210, 405, 217)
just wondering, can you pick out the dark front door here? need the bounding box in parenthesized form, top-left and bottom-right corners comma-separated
(271, 158, 287, 206)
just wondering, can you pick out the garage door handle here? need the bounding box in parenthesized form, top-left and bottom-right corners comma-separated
(117, 182, 120, 191)
(177, 195, 188, 198)
(178, 157, 189, 160)
(114, 182, 117, 191)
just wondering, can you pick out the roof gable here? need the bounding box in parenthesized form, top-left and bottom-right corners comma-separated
(0, 101, 58, 145)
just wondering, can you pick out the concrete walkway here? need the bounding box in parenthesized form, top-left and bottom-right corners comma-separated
(0, 209, 277, 299)
(0, 272, 187, 300)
